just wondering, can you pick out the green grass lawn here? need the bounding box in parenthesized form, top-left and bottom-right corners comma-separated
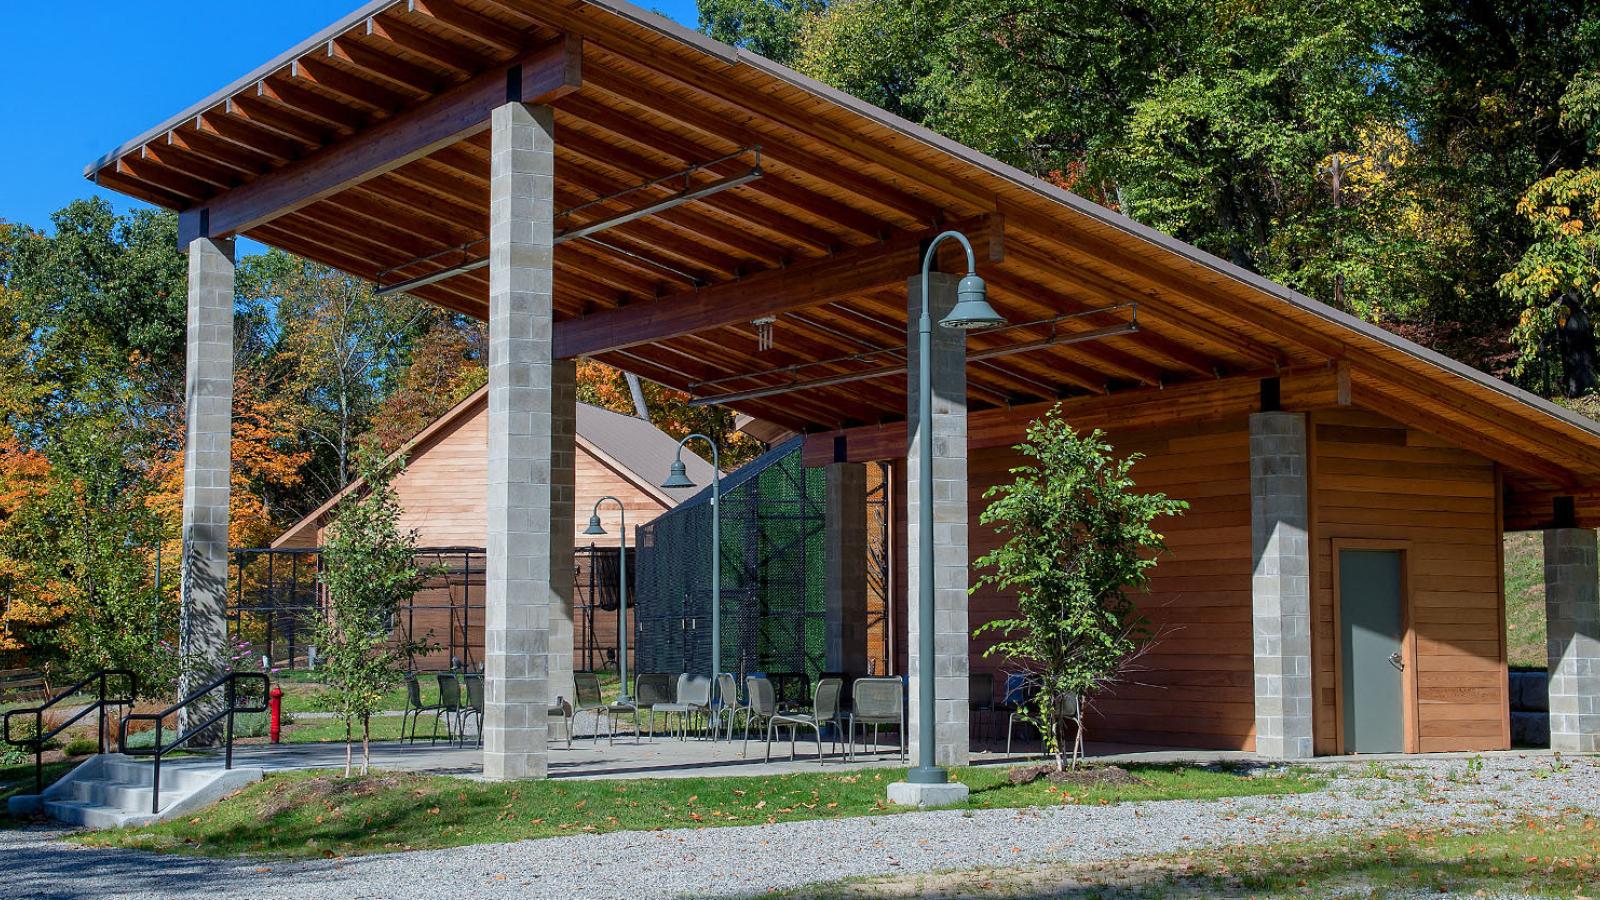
(75, 762, 1322, 859)
(275, 680, 412, 715)
(1196, 813, 1600, 897)
(1504, 530, 1547, 669)
(793, 813, 1600, 898)
(0, 758, 77, 826)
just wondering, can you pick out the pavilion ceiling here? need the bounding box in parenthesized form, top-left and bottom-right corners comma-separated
(87, 0, 1600, 512)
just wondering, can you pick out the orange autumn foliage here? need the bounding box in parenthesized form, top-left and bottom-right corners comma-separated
(0, 439, 65, 652)
(148, 370, 312, 552)
(575, 360, 763, 468)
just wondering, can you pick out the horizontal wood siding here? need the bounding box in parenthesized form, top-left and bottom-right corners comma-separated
(1311, 409, 1509, 754)
(314, 404, 672, 548)
(967, 416, 1257, 751)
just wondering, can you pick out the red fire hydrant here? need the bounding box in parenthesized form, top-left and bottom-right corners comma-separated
(269, 684, 283, 744)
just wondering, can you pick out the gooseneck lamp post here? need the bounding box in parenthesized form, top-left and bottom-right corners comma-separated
(661, 435, 722, 680)
(908, 230, 1008, 788)
(582, 496, 629, 703)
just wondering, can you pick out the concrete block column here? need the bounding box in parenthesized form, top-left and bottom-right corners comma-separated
(906, 272, 969, 768)
(178, 237, 235, 742)
(483, 101, 557, 781)
(1544, 528, 1600, 752)
(1249, 411, 1314, 759)
(824, 462, 869, 678)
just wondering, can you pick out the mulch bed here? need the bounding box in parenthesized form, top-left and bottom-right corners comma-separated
(1007, 763, 1145, 788)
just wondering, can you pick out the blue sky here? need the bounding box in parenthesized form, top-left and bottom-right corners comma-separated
(0, 0, 701, 234)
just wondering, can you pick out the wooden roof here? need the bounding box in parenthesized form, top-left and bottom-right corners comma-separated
(88, 0, 1600, 527)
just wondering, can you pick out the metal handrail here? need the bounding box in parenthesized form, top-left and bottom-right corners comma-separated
(2, 670, 137, 796)
(118, 672, 269, 815)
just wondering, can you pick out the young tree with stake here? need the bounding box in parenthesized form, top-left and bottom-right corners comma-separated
(973, 407, 1187, 771)
(314, 447, 430, 776)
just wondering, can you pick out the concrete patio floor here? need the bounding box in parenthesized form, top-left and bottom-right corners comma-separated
(231, 729, 1564, 782)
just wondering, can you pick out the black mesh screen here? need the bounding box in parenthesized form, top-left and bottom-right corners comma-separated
(633, 438, 827, 689)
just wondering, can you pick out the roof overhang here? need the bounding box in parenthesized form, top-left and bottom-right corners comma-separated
(90, 0, 1600, 528)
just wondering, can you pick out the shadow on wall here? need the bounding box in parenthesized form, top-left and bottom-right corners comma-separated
(1509, 669, 1549, 747)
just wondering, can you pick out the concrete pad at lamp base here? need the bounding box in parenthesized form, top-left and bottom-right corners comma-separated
(887, 780, 969, 808)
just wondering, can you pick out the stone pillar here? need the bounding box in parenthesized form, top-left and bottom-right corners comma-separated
(1544, 528, 1600, 752)
(906, 272, 969, 768)
(178, 237, 234, 742)
(824, 462, 869, 677)
(1249, 412, 1314, 759)
(483, 101, 557, 781)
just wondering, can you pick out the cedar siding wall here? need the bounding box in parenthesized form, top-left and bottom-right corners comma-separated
(966, 417, 1258, 751)
(959, 406, 1508, 755)
(310, 401, 672, 548)
(1309, 409, 1508, 754)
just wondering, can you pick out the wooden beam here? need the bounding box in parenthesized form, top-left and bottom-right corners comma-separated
(325, 37, 445, 97)
(582, 65, 941, 228)
(800, 367, 1341, 465)
(291, 56, 410, 114)
(552, 230, 937, 359)
(254, 77, 363, 134)
(364, 15, 481, 74)
(194, 111, 305, 165)
(1347, 375, 1585, 487)
(182, 37, 580, 242)
(225, 95, 333, 147)
(404, 0, 524, 55)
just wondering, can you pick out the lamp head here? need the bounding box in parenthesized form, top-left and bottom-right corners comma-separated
(582, 513, 606, 536)
(661, 458, 696, 489)
(939, 273, 1007, 330)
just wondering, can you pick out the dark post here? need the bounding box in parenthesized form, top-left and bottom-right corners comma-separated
(224, 676, 235, 770)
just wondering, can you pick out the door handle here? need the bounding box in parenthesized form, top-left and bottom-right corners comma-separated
(1388, 651, 1404, 671)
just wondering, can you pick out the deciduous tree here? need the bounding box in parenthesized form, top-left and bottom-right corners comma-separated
(314, 448, 431, 776)
(972, 408, 1186, 771)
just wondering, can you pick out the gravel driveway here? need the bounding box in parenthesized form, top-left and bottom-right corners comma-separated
(3, 755, 1596, 899)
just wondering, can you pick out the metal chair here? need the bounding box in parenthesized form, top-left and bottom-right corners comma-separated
(1003, 679, 1083, 762)
(848, 676, 905, 761)
(1003, 673, 1032, 755)
(655, 674, 712, 739)
(765, 677, 844, 762)
(549, 697, 574, 748)
(573, 672, 608, 743)
(742, 676, 778, 758)
(711, 672, 740, 740)
(401, 675, 440, 744)
(969, 672, 996, 742)
(632, 673, 673, 740)
(431, 672, 462, 743)
(458, 673, 485, 747)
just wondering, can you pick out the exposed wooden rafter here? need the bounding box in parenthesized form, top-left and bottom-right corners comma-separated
(173, 36, 581, 244)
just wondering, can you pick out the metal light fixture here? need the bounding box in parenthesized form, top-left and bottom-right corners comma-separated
(662, 436, 722, 682)
(905, 230, 1008, 792)
(583, 497, 630, 703)
(661, 458, 695, 490)
(940, 273, 1006, 330)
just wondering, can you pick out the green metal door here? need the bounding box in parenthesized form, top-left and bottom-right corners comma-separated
(1338, 549, 1405, 753)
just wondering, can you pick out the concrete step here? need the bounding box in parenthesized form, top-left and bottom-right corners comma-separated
(42, 798, 133, 830)
(69, 777, 178, 814)
(8, 753, 264, 828)
(100, 758, 219, 791)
